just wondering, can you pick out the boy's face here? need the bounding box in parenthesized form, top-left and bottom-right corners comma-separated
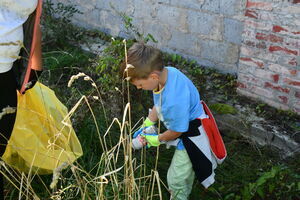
(131, 73, 159, 91)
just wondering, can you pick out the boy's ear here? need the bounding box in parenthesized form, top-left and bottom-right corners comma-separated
(149, 71, 160, 80)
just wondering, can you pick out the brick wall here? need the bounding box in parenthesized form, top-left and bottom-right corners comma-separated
(237, 0, 300, 113)
(49, 0, 299, 113)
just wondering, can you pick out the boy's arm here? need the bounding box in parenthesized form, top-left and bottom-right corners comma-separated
(147, 107, 183, 141)
(158, 130, 182, 142)
(147, 106, 158, 123)
(142, 129, 182, 147)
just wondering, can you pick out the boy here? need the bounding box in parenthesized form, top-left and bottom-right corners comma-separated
(121, 42, 222, 200)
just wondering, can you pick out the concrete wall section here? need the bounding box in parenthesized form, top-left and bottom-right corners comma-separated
(50, 0, 246, 74)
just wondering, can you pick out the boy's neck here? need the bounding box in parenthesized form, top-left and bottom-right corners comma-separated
(158, 68, 168, 89)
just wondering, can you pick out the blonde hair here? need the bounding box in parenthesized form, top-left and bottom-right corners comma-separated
(121, 42, 163, 80)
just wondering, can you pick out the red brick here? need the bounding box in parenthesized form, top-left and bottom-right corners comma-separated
(245, 20, 271, 31)
(257, 52, 280, 63)
(241, 46, 256, 56)
(284, 78, 300, 87)
(246, 1, 273, 10)
(237, 82, 247, 89)
(256, 33, 283, 43)
(264, 82, 290, 93)
(272, 74, 280, 83)
(256, 41, 267, 49)
(293, 0, 300, 3)
(278, 96, 288, 104)
(243, 39, 266, 49)
(238, 74, 250, 82)
(245, 9, 258, 19)
(240, 46, 279, 62)
(285, 38, 300, 49)
(268, 64, 288, 74)
(263, 98, 290, 111)
(268, 64, 297, 76)
(254, 69, 278, 81)
(269, 34, 283, 43)
(239, 73, 261, 84)
(290, 70, 298, 76)
(237, 89, 290, 111)
(259, 12, 275, 21)
(281, 56, 298, 67)
(273, 25, 288, 33)
(282, 6, 300, 14)
(251, 86, 273, 97)
(242, 29, 256, 38)
(269, 46, 298, 56)
(244, 40, 256, 47)
(288, 58, 298, 66)
(273, 25, 300, 36)
(256, 32, 268, 40)
(240, 57, 252, 62)
(240, 57, 264, 68)
(239, 64, 255, 74)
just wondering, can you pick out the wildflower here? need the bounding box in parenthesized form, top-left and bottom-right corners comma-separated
(91, 83, 97, 88)
(84, 76, 92, 81)
(93, 96, 99, 100)
(67, 72, 86, 87)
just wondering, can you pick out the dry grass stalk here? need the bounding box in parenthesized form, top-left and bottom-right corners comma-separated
(1, 39, 166, 200)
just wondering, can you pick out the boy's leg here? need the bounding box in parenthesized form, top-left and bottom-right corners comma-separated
(167, 149, 195, 200)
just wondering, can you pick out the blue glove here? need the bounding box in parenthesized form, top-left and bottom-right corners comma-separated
(133, 127, 144, 139)
(133, 118, 155, 139)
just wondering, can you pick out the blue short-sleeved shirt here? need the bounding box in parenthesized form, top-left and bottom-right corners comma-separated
(153, 67, 204, 149)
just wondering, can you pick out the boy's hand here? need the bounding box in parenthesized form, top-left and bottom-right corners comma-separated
(142, 133, 160, 147)
(143, 117, 156, 127)
(133, 127, 144, 138)
(133, 117, 156, 139)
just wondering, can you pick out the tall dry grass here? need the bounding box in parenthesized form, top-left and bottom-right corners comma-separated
(0, 40, 167, 200)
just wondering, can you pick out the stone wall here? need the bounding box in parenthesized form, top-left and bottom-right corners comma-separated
(237, 0, 300, 114)
(50, 0, 246, 74)
(48, 0, 299, 113)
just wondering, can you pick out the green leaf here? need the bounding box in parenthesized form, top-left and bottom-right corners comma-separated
(257, 187, 265, 198)
(268, 183, 275, 193)
(210, 103, 237, 114)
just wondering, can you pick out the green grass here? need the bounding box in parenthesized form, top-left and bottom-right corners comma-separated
(39, 40, 300, 199)
(3, 19, 299, 198)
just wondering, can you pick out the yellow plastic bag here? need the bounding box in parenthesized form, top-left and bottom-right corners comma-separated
(2, 82, 83, 174)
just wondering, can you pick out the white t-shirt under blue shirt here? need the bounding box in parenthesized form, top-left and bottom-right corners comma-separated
(153, 66, 204, 149)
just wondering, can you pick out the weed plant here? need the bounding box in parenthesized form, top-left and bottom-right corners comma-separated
(42, 0, 85, 49)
